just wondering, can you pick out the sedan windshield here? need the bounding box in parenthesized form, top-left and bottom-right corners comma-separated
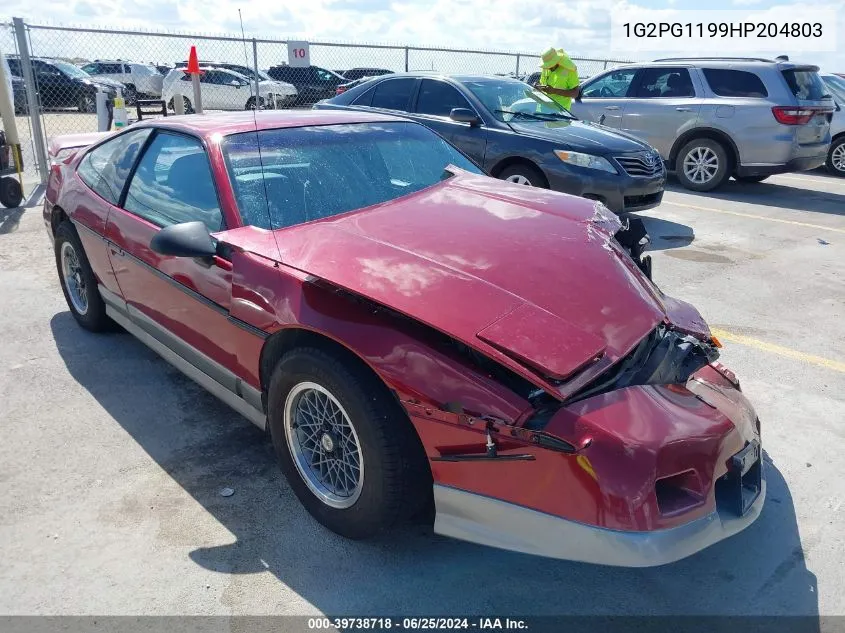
(224, 122, 483, 230)
(53, 61, 90, 80)
(462, 79, 574, 123)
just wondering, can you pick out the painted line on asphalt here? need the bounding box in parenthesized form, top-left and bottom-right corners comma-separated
(773, 173, 844, 186)
(664, 200, 845, 235)
(711, 328, 845, 374)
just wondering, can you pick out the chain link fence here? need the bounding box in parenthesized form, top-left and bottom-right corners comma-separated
(1, 18, 631, 184)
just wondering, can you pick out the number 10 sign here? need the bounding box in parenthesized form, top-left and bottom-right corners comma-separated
(288, 41, 310, 67)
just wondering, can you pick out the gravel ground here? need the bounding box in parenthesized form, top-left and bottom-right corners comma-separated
(0, 170, 843, 621)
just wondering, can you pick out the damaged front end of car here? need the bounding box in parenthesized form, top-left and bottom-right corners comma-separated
(431, 308, 764, 568)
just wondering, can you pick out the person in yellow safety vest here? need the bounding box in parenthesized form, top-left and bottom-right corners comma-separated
(534, 47, 580, 111)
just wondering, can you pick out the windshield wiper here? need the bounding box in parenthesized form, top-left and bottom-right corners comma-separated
(495, 109, 573, 121)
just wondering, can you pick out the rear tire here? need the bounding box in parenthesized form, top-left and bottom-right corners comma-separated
(826, 137, 845, 177)
(168, 96, 193, 114)
(267, 347, 430, 539)
(735, 175, 770, 183)
(0, 176, 23, 208)
(498, 163, 548, 188)
(675, 138, 729, 191)
(54, 221, 110, 332)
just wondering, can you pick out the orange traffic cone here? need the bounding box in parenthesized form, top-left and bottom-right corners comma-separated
(186, 46, 201, 74)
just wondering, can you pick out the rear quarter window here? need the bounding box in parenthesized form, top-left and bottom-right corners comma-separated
(702, 69, 768, 98)
(782, 69, 827, 100)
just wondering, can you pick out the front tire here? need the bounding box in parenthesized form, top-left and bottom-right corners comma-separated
(267, 348, 430, 539)
(826, 137, 845, 177)
(54, 221, 110, 332)
(675, 138, 729, 191)
(498, 163, 548, 188)
(77, 92, 96, 114)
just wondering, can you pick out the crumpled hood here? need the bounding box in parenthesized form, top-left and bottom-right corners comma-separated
(508, 120, 653, 155)
(221, 171, 709, 396)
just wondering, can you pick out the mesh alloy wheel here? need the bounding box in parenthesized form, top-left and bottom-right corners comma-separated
(283, 381, 364, 509)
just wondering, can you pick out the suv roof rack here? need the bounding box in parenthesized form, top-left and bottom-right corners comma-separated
(652, 57, 775, 63)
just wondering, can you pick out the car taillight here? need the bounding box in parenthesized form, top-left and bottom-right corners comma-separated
(771, 106, 816, 125)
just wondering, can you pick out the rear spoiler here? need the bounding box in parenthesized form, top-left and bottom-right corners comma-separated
(47, 132, 113, 159)
(779, 63, 821, 72)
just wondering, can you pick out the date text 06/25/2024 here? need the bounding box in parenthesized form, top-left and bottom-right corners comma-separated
(307, 618, 529, 630)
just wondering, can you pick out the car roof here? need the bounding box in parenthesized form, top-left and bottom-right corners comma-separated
(613, 58, 819, 71)
(361, 71, 526, 83)
(166, 66, 238, 74)
(93, 60, 149, 65)
(139, 109, 408, 138)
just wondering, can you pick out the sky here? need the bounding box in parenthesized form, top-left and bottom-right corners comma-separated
(1, 0, 843, 74)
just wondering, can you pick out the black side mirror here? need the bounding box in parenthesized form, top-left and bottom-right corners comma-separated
(450, 108, 481, 126)
(150, 221, 217, 258)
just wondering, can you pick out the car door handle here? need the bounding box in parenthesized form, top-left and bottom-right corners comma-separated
(109, 246, 125, 257)
(675, 107, 693, 112)
(604, 106, 620, 110)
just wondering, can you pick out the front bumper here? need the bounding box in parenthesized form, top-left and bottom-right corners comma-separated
(434, 477, 765, 567)
(544, 162, 665, 214)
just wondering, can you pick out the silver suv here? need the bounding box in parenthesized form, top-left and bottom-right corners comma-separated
(79, 60, 164, 102)
(570, 58, 835, 191)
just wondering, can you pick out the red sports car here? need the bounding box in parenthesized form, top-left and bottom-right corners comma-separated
(43, 110, 764, 567)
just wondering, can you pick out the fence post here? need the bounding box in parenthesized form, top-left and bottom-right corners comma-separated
(12, 17, 48, 183)
(404, 47, 409, 72)
(603, 60, 608, 70)
(515, 54, 520, 77)
(252, 38, 260, 108)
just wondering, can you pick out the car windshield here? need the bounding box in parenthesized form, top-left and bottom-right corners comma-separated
(223, 121, 483, 230)
(462, 78, 573, 122)
(53, 61, 90, 79)
(226, 66, 256, 80)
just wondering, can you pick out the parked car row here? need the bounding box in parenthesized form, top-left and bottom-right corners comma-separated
(4, 56, 404, 112)
(7, 54, 840, 182)
(6, 55, 123, 113)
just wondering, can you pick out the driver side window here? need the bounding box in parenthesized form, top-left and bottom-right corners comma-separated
(581, 69, 637, 98)
(123, 132, 223, 232)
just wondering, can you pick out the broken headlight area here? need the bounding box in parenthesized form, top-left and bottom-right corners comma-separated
(566, 324, 720, 405)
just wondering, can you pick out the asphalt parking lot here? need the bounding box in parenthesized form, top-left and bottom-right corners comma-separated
(0, 170, 843, 620)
